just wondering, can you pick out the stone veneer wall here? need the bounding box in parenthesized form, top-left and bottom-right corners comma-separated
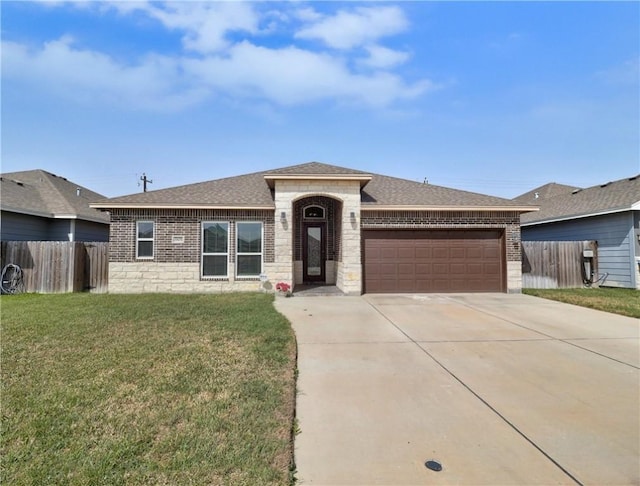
(273, 180, 362, 295)
(108, 208, 275, 293)
(361, 210, 523, 293)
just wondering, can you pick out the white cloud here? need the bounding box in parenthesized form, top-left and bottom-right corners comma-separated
(360, 45, 410, 69)
(295, 6, 409, 50)
(2, 3, 435, 111)
(98, 1, 259, 54)
(295, 7, 323, 23)
(184, 41, 432, 107)
(1, 37, 208, 111)
(150, 2, 259, 54)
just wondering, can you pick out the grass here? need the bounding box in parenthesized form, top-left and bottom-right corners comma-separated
(1, 293, 297, 486)
(523, 287, 640, 318)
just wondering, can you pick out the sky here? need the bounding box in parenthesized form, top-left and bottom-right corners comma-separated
(2, 0, 639, 199)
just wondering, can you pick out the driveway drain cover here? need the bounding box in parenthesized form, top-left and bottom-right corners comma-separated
(425, 460, 442, 472)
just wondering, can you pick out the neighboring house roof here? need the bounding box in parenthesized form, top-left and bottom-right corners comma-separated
(519, 175, 640, 225)
(512, 182, 580, 205)
(1, 169, 110, 224)
(91, 161, 535, 212)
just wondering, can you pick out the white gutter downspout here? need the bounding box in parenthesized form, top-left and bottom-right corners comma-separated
(68, 219, 76, 242)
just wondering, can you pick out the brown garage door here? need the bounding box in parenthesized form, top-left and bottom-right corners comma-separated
(363, 230, 505, 293)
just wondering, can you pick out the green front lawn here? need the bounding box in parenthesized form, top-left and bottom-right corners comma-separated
(1, 293, 297, 485)
(523, 287, 640, 318)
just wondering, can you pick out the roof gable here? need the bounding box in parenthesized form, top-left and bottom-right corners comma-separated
(264, 161, 371, 176)
(521, 175, 640, 224)
(264, 161, 372, 189)
(1, 169, 109, 223)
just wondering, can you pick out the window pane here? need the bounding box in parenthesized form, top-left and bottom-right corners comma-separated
(203, 223, 228, 253)
(237, 223, 262, 253)
(304, 206, 324, 218)
(203, 255, 227, 276)
(138, 222, 153, 239)
(138, 241, 153, 257)
(237, 255, 261, 276)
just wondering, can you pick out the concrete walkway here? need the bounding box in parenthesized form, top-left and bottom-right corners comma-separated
(275, 293, 640, 486)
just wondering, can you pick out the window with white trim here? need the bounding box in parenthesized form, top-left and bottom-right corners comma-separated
(136, 221, 154, 259)
(202, 222, 229, 277)
(236, 222, 263, 277)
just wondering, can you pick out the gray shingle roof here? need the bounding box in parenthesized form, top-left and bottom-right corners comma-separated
(1, 169, 110, 223)
(520, 175, 640, 224)
(512, 182, 580, 205)
(361, 173, 524, 208)
(265, 161, 371, 176)
(93, 162, 532, 210)
(94, 170, 275, 207)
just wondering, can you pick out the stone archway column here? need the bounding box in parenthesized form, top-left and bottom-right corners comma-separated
(266, 179, 362, 295)
(265, 186, 294, 287)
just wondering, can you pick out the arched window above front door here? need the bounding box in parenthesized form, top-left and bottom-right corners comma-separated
(303, 205, 325, 220)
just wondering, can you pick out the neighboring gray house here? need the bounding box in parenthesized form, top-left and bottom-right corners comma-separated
(515, 175, 640, 289)
(92, 162, 536, 295)
(1, 169, 110, 242)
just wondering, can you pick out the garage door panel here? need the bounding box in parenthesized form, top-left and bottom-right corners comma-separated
(484, 263, 501, 274)
(415, 247, 432, 259)
(450, 263, 467, 274)
(484, 247, 500, 259)
(433, 248, 449, 259)
(450, 278, 469, 289)
(415, 264, 431, 275)
(432, 263, 449, 274)
(379, 263, 398, 276)
(365, 247, 380, 260)
(465, 247, 483, 259)
(466, 263, 484, 275)
(431, 279, 452, 292)
(415, 280, 433, 291)
(397, 247, 416, 259)
(380, 248, 399, 259)
(398, 264, 415, 276)
(364, 230, 504, 293)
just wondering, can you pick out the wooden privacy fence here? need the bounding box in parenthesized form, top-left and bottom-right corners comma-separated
(1, 241, 108, 293)
(522, 240, 598, 289)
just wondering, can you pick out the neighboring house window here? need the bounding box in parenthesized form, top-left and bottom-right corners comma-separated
(304, 205, 325, 219)
(202, 222, 229, 277)
(136, 221, 154, 259)
(237, 222, 263, 277)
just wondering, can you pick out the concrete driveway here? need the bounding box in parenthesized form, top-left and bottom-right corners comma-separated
(274, 293, 640, 486)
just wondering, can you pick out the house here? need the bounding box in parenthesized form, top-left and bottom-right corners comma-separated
(514, 175, 640, 289)
(91, 162, 536, 295)
(1, 169, 110, 242)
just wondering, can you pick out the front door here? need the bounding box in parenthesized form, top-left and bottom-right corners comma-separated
(303, 223, 325, 283)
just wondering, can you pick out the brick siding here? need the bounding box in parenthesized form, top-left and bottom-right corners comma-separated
(109, 208, 275, 264)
